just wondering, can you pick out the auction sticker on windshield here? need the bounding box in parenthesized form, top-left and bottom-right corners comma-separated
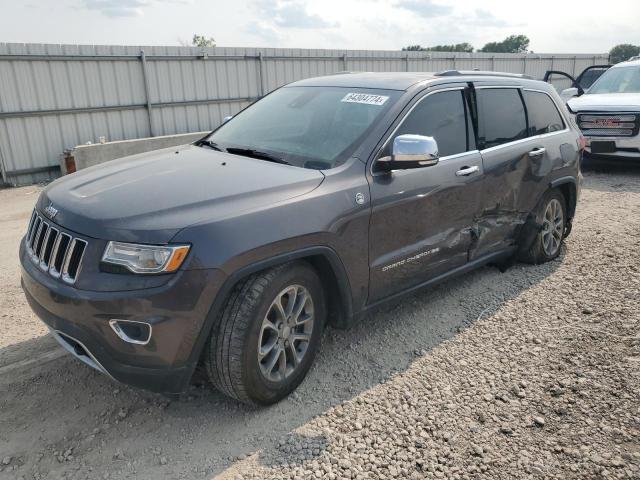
(341, 93, 389, 106)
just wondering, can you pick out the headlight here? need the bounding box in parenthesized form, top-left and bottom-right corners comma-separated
(102, 242, 190, 274)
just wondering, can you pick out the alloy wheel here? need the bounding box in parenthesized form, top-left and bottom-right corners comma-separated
(258, 285, 314, 382)
(541, 198, 564, 257)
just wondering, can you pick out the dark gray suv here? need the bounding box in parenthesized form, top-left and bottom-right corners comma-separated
(20, 71, 583, 405)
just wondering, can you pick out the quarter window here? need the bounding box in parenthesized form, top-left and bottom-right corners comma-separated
(476, 88, 527, 149)
(382, 90, 473, 158)
(523, 90, 565, 136)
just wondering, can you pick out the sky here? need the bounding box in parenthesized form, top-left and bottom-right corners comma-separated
(1, 0, 639, 53)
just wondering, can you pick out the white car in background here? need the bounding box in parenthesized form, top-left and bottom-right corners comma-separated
(553, 59, 640, 161)
(544, 64, 610, 103)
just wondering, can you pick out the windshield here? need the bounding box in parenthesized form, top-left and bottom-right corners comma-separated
(204, 86, 401, 169)
(587, 65, 640, 94)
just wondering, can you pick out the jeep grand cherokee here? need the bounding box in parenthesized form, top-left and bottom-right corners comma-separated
(20, 71, 582, 405)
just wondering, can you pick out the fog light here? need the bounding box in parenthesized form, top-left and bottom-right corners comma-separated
(109, 319, 152, 345)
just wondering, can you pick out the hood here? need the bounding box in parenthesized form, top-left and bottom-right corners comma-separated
(40, 145, 324, 243)
(568, 93, 640, 112)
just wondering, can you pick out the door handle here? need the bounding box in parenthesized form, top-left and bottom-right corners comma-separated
(528, 147, 546, 158)
(455, 165, 479, 176)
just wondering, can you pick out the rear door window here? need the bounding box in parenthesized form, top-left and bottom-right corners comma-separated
(523, 90, 565, 136)
(476, 88, 527, 149)
(382, 89, 474, 158)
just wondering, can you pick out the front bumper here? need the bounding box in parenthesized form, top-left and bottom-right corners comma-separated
(584, 136, 640, 160)
(20, 240, 226, 393)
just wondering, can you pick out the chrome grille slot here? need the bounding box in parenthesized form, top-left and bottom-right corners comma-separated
(582, 128, 635, 137)
(62, 239, 87, 284)
(26, 211, 37, 244)
(50, 233, 71, 278)
(580, 114, 636, 122)
(40, 228, 58, 270)
(581, 122, 636, 129)
(25, 210, 88, 285)
(33, 222, 48, 259)
(28, 216, 42, 250)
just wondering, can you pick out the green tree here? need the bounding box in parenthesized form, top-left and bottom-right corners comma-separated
(192, 34, 216, 48)
(426, 43, 474, 52)
(609, 44, 640, 64)
(480, 35, 530, 53)
(402, 45, 425, 51)
(402, 43, 474, 52)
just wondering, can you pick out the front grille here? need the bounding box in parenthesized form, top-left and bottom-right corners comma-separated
(577, 113, 640, 137)
(25, 210, 87, 284)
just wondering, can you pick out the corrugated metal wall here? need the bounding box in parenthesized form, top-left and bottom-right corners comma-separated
(0, 43, 609, 186)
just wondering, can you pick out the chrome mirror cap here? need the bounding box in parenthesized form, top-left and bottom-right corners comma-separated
(378, 134, 440, 170)
(393, 134, 439, 164)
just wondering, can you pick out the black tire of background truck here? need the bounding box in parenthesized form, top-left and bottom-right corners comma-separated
(518, 189, 567, 265)
(205, 262, 326, 405)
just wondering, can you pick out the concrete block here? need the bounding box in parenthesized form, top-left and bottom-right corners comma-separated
(61, 132, 209, 174)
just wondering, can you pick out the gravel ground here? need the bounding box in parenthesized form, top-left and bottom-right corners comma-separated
(1, 166, 639, 480)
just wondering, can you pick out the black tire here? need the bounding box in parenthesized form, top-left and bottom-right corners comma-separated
(205, 262, 326, 405)
(519, 189, 567, 264)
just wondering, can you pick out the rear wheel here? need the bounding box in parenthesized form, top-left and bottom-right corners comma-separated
(205, 262, 325, 405)
(519, 189, 567, 264)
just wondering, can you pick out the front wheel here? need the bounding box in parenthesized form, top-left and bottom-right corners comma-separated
(519, 189, 567, 264)
(205, 262, 326, 405)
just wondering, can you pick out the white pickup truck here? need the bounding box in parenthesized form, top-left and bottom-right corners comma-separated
(549, 59, 640, 161)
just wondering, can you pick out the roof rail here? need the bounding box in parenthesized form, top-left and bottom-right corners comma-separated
(435, 70, 534, 80)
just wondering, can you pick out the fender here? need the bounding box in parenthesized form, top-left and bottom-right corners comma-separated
(221, 245, 354, 323)
(511, 174, 578, 262)
(550, 175, 577, 190)
(519, 175, 578, 220)
(550, 175, 578, 220)
(180, 246, 355, 388)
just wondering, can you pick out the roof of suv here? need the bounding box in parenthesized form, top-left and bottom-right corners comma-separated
(613, 58, 640, 68)
(290, 72, 439, 91)
(289, 71, 539, 91)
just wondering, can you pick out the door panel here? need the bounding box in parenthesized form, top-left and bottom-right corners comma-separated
(368, 151, 483, 302)
(473, 140, 536, 258)
(367, 87, 481, 303)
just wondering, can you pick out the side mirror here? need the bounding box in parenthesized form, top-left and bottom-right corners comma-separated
(378, 134, 439, 170)
(560, 87, 580, 101)
(222, 115, 233, 123)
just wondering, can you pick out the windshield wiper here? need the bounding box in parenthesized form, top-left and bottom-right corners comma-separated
(225, 147, 291, 165)
(195, 139, 225, 152)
